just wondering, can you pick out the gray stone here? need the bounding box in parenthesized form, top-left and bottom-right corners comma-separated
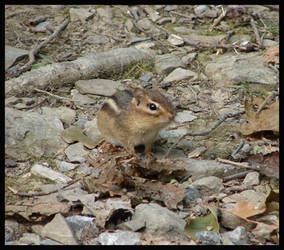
(167, 34, 184, 46)
(73, 118, 89, 129)
(137, 18, 154, 31)
(75, 79, 124, 96)
(69, 8, 94, 23)
(139, 73, 153, 82)
(182, 53, 197, 65)
(41, 213, 78, 245)
(192, 176, 224, 196)
(243, 171, 260, 186)
(134, 41, 156, 50)
(262, 39, 278, 48)
(40, 239, 63, 245)
(221, 226, 249, 245)
(70, 89, 97, 106)
(5, 45, 28, 70)
(183, 158, 240, 181)
(155, 54, 185, 75)
(194, 5, 210, 15)
(18, 233, 41, 245)
(66, 215, 98, 242)
(164, 5, 177, 12)
(84, 118, 103, 143)
(31, 163, 72, 184)
(184, 184, 202, 206)
(5, 108, 67, 161)
(97, 231, 141, 245)
(122, 203, 187, 241)
(56, 160, 78, 172)
(196, 231, 221, 245)
(97, 7, 114, 20)
(241, 143, 252, 153)
(163, 67, 198, 83)
(174, 110, 197, 123)
(64, 142, 88, 163)
(205, 52, 278, 87)
(41, 106, 76, 125)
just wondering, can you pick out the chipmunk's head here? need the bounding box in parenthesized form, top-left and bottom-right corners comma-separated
(131, 88, 175, 129)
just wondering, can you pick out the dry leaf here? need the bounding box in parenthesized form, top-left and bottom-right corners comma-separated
(229, 201, 266, 219)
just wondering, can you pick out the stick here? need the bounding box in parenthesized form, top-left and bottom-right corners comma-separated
(250, 16, 263, 48)
(165, 110, 245, 158)
(216, 158, 260, 171)
(223, 170, 254, 182)
(209, 9, 227, 32)
(19, 19, 69, 74)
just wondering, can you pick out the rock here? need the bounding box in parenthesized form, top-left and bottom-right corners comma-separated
(222, 190, 267, 206)
(139, 73, 153, 82)
(84, 118, 103, 143)
(192, 176, 224, 196)
(73, 118, 89, 129)
(243, 171, 260, 186)
(64, 142, 88, 163)
(137, 18, 154, 31)
(156, 17, 173, 25)
(241, 143, 252, 153)
(41, 107, 76, 125)
(182, 53, 197, 65)
(55, 160, 79, 172)
(5, 45, 28, 70)
(154, 54, 185, 75)
(134, 41, 156, 49)
(143, 6, 160, 22)
(40, 239, 63, 245)
(96, 231, 141, 245)
(205, 52, 278, 87)
(69, 8, 95, 23)
(96, 7, 114, 20)
(194, 5, 210, 15)
(164, 5, 177, 12)
(75, 79, 124, 96)
(174, 110, 197, 123)
(31, 163, 72, 183)
(5, 158, 17, 168)
(18, 233, 41, 245)
(167, 34, 184, 46)
(65, 215, 98, 242)
(183, 158, 240, 180)
(184, 184, 202, 206)
(121, 203, 187, 241)
(5, 108, 67, 161)
(41, 213, 78, 245)
(262, 39, 279, 48)
(221, 226, 249, 245)
(61, 126, 98, 149)
(163, 67, 198, 83)
(196, 231, 221, 245)
(70, 89, 97, 106)
(159, 126, 190, 139)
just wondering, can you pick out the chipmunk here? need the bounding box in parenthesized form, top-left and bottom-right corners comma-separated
(97, 87, 175, 156)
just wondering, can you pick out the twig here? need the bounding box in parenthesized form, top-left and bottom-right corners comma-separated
(19, 19, 69, 74)
(231, 139, 244, 160)
(223, 170, 254, 182)
(34, 87, 75, 102)
(250, 16, 263, 48)
(255, 91, 278, 118)
(209, 9, 227, 32)
(165, 110, 245, 158)
(216, 158, 260, 171)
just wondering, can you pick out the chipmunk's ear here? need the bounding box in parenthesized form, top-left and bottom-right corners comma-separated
(133, 88, 146, 106)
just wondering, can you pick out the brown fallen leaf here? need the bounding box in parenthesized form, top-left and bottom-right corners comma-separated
(229, 201, 266, 219)
(239, 97, 279, 136)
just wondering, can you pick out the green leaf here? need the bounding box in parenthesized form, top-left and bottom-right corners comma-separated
(170, 179, 177, 184)
(38, 53, 54, 64)
(185, 210, 219, 240)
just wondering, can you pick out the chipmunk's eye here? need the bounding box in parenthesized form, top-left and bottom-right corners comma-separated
(149, 103, 157, 111)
